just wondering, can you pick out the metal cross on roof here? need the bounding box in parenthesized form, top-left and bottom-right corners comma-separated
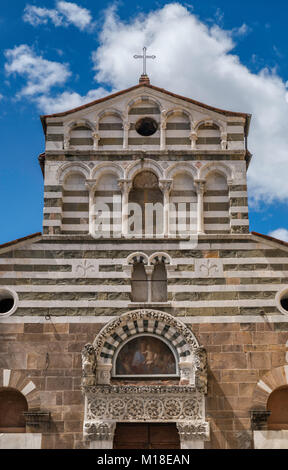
(133, 47, 156, 76)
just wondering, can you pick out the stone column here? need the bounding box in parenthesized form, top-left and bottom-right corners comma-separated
(176, 422, 209, 449)
(119, 180, 132, 237)
(86, 181, 96, 237)
(92, 132, 100, 150)
(221, 132, 228, 150)
(160, 110, 167, 151)
(123, 122, 130, 150)
(189, 131, 198, 150)
(159, 180, 172, 237)
(84, 421, 116, 450)
(144, 265, 154, 303)
(195, 180, 206, 235)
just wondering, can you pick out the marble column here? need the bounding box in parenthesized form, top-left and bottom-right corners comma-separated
(159, 180, 172, 237)
(195, 180, 206, 235)
(123, 122, 130, 150)
(119, 179, 132, 237)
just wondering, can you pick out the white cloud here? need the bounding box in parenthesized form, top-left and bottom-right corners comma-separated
(36, 87, 109, 113)
(4, 44, 71, 96)
(92, 3, 288, 204)
(23, 1, 92, 31)
(23, 5, 62, 27)
(57, 1, 92, 31)
(269, 228, 288, 242)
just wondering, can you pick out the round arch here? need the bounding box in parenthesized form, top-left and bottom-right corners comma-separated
(126, 95, 163, 115)
(199, 162, 233, 182)
(58, 163, 90, 184)
(91, 162, 124, 182)
(125, 159, 164, 181)
(165, 162, 198, 180)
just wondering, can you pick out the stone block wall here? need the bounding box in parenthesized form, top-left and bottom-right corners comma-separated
(1, 319, 288, 449)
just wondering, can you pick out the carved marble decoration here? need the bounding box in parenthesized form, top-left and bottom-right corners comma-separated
(176, 421, 210, 441)
(84, 385, 204, 422)
(84, 421, 116, 441)
(194, 258, 223, 278)
(82, 343, 97, 386)
(75, 260, 97, 277)
(195, 347, 208, 394)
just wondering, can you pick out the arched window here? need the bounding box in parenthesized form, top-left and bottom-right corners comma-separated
(131, 262, 148, 302)
(151, 262, 167, 302)
(267, 386, 288, 430)
(128, 171, 163, 237)
(0, 388, 28, 433)
(113, 335, 178, 377)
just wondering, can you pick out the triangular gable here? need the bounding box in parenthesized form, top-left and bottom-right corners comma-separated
(40, 82, 251, 135)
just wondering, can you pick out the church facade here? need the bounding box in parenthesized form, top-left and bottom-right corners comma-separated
(1, 74, 288, 449)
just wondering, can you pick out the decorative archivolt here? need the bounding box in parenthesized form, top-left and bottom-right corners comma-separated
(126, 251, 172, 266)
(81, 309, 207, 392)
(148, 252, 172, 266)
(126, 252, 149, 265)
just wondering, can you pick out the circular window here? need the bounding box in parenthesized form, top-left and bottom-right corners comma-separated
(0, 288, 18, 317)
(276, 287, 288, 315)
(135, 117, 158, 136)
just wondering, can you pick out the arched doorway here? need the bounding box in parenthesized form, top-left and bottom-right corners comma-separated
(113, 423, 180, 449)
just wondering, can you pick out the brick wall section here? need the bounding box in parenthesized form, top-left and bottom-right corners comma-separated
(1, 320, 288, 449)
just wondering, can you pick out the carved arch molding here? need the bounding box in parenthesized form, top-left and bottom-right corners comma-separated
(81, 310, 210, 446)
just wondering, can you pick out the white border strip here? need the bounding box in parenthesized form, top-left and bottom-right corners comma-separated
(1, 314, 288, 324)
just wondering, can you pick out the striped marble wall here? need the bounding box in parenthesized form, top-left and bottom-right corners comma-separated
(204, 172, 230, 234)
(169, 173, 197, 235)
(166, 113, 191, 149)
(0, 236, 288, 318)
(69, 125, 93, 150)
(99, 114, 123, 150)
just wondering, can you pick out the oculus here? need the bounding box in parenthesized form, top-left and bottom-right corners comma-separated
(114, 335, 177, 377)
(0, 288, 18, 317)
(135, 117, 158, 136)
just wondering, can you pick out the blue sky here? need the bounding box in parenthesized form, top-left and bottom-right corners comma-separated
(1, 0, 288, 244)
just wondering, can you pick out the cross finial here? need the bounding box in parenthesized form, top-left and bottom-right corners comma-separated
(133, 47, 156, 84)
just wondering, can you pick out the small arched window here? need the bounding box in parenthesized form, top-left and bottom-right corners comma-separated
(0, 388, 28, 433)
(131, 262, 148, 302)
(151, 262, 167, 302)
(267, 386, 288, 430)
